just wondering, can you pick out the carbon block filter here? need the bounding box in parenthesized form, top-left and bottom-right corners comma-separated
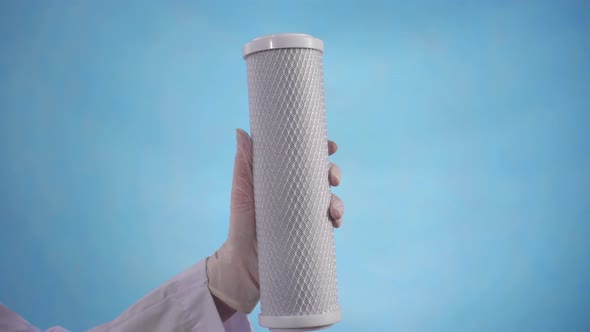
(243, 34, 341, 331)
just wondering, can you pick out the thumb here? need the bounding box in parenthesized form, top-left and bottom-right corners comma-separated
(230, 128, 254, 214)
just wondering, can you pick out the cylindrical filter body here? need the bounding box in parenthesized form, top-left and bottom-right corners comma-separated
(243, 33, 341, 331)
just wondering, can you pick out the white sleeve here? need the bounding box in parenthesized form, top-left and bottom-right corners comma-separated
(0, 302, 71, 332)
(0, 303, 42, 332)
(0, 259, 252, 332)
(88, 259, 253, 332)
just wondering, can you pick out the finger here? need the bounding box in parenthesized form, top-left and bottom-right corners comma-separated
(328, 140, 338, 156)
(328, 163, 342, 187)
(231, 128, 254, 213)
(332, 216, 343, 228)
(329, 194, 344, 228)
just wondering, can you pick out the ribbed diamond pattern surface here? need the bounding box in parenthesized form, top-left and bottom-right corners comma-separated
(246, 48, 339, 317)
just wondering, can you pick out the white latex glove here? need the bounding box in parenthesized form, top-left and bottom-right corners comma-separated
(206, 129, 344, 316)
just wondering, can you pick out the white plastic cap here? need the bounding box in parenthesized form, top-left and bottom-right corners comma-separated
(243, 33, 324, 58)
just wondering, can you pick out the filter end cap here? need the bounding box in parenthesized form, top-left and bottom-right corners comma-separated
(243, 33, 324, 58)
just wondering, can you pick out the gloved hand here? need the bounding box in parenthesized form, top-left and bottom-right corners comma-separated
(206, 128, 345, 317)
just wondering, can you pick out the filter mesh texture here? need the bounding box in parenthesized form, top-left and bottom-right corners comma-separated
(246, 48, 340, 317)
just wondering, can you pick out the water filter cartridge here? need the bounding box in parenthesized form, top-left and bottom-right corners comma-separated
(243, 33, 341, 331)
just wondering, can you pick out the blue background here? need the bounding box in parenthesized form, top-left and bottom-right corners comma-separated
(1, 1, 589, 331)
